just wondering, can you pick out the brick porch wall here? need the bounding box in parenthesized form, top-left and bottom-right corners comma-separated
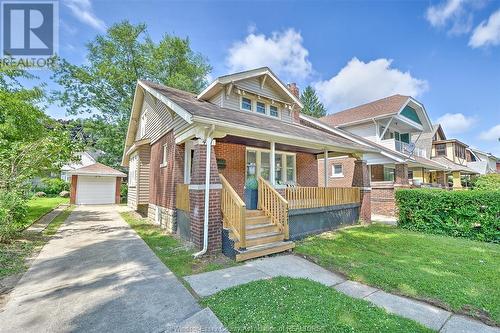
(317, 157, 356, 187)
(214, 142, 246, 199)
(296, 152, 318, 186)
(371, 182, 396, 216)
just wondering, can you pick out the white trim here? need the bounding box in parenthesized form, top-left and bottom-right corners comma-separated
(331, 164, 344, 178)
(245, 147, 297, 184)
(240, 95, 253, 112)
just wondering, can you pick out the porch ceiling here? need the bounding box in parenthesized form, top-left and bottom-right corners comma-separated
(217, 135, 325, 155)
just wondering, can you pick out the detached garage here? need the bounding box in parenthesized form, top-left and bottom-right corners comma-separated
(69, 163, 126, 205)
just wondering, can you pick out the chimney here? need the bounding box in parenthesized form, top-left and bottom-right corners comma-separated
(287, 82, 299, 98)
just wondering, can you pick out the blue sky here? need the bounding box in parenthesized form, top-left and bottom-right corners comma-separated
(47, 0, 499, 155)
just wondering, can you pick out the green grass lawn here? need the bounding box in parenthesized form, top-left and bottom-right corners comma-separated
(295, 224, 500, 324)
(0, 205, 73, 279)
(202, 277, 432, 333)
(120, 211, 238, 277)
(25, 196, 69, 229)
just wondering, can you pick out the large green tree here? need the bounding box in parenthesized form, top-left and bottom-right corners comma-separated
(300, 85, 327, 118)
(52, 21, 212, 167)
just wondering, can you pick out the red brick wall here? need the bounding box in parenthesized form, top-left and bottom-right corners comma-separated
(214, 142, 246, 198)
(317, 157, 355, 187)
(371, 183, 395, 216)
(149, 131, 184, 210)
(70, 175, 77, 204)
(115, 177, 121, 204)
(297, 152, 318, 186)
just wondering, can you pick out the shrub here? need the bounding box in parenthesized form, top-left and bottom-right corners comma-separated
(0, 191, 28, 242)
(472, 174, 500, 191)
(120, 183, 128, 203)
(39, 178, 70, 195)
(396, 189, 500, 243)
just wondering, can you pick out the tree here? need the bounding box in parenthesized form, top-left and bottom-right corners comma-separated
(300, 86, 327, 118)
(52, 21, 212, 167)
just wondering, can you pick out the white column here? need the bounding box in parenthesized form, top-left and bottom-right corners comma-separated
(323, 150, 328, 187)
(270, 142, 276, 185)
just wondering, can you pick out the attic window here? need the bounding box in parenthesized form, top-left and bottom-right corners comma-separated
(270, 105, 279, 117)
(241, 97, 252, 111)
(256, 101, 266, 114)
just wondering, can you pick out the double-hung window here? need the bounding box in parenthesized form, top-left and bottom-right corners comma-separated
(270, 105, 279, 117)
(256, 101, 266, 114)
(241, 97, 252, 111)
(435, 143, 446, 156)
(161, 143, 168, 166)
(129, 155, 138, 186)
(140, 111, 147, 138)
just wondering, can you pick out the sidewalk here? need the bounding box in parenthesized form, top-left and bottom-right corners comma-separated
(185, 255, 499, 333)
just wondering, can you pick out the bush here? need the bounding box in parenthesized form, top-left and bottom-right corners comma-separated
(396, 189, 500, 243)
(0, 191, 28, 242)
(472, 174, 500, 191)
(34, 178, 69, 196)
(120, 183, 128, 203)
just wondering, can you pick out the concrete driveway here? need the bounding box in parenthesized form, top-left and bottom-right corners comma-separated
(0, 205, 221, 333)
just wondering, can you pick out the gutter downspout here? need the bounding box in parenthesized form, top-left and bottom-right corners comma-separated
(193, 126, 215, 258)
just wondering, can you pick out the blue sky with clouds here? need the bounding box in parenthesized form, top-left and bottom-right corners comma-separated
(49, 0, 499, 155)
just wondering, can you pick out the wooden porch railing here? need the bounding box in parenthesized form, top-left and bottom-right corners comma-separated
(258, 177, 289, 239)
(176, 184, 190, 211)
(220, 174, 246, 249)
(285, 187, 360, 209)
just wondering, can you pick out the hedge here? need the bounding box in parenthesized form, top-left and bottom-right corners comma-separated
(395, 189, 500, 243)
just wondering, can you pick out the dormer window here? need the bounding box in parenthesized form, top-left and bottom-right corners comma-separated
(256, 101, 266, 114)
(270, 105, 279, 117)
(241, 97, 252, 111)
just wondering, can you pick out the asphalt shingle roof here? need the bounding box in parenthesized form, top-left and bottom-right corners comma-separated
(70, 163, 126, 177)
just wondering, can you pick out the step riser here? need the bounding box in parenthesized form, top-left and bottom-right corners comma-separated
(246, 217, 271, 225)
(246, 225, 279, 235)
(237, 234, 285, 248)
(246, 210, 265, 218)
(236, 243, 295, 261)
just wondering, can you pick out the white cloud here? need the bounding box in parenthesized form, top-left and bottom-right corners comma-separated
(64, 0, 106, 31)
(426, 0, 465, 27)
(469, 9, 500, 48)
(436, 113, 477, 134)
(313, 58, 428, 112)
(226, 28, 312, 80)
(479, 124, 500, 140)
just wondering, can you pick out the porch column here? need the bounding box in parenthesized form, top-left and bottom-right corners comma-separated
(452, 171, 462, 190)
(352, 160, 371, 223)
(323, 150, 328, 187)
(394, 163, 409, 188)
(189, 140, 222, 254)
(270, 141, 276, 185)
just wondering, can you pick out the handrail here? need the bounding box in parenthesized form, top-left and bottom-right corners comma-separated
(257, 176, 289, 239)
(285, 187, 360, 209)
(219, 174, 246, 249)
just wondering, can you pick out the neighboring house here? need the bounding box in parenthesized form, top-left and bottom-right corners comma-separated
(122, 67, 374, 261)
(466, 147, 498, 175)
(314, 95, 450, 216)
(60, 150, 103, 182)
(413, 124, 478, 188)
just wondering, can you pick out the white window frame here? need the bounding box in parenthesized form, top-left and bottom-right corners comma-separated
(245, 147, 296, 185)
(269, 105, 279, 117)
(140, 111, 147, 138)
(331, 164, 344, 178)
(161, 143, 168, 167)
(256, 101, 266, 114)
(129, 154, 138, 187)
(240, 96, 253, 111)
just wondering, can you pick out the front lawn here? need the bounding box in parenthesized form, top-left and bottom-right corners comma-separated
(202, 277, 432, 333)
(25, 196, 68, 229)
(120, 211, 238, 277)
(295, 224, 500, 324)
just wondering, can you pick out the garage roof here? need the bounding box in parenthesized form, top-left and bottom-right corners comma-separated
(69, 163, 126, 177)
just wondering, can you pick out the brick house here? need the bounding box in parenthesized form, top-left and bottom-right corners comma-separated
(122, 67, 374, 261)
(303, 96, 452, 217)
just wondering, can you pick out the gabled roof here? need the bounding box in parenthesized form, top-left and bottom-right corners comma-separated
(431, 156, 477, 174)
(321, 95, 410, 126)
(197, 67, 303, 108)
(138, 80, 371, 153)
(69, 162, 126, 177)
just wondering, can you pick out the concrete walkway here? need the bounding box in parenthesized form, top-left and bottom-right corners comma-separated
(26, 204, 69, 233)
(0, 205, 226, 333)
(185, 255, 499, 333)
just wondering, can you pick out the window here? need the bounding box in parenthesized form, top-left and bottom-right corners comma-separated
(60, 171, 68, 182)
(270, 105, 279, 117)
(256, 101, 266, 114)
(246, 149, 296, 184)
(140, 111, 147, 138)
(455, 144, 466, 159)
(241, 97, 252, 111)
(383, 167, 395, 181)
(408, 170, 414, 179)
(331, 164, 343, 177)
(162, 143, 168, 166)
(129, 155, 138, 186)
(435, 143, 446, 156)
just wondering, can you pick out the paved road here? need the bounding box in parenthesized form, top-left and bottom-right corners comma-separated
(0, 205, 215, 333)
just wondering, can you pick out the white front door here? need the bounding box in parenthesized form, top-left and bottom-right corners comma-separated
(76, 176, 116, 205)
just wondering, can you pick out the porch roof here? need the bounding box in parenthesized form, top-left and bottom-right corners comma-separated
(431, 156, 478, 174)
(140, 80, 374, 153)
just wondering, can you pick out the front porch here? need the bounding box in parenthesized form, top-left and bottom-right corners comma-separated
(176, 135, 367, 261)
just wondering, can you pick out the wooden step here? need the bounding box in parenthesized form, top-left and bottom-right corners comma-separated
(245, 210, 265, 218)
(246, 215, 271, 225)
(246, 223, 279, 235)
(243, 231, 284, 247)
(236, 241, 295, 262)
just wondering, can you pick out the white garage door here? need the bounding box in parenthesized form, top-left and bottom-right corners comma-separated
(76, 176, 116, 205)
